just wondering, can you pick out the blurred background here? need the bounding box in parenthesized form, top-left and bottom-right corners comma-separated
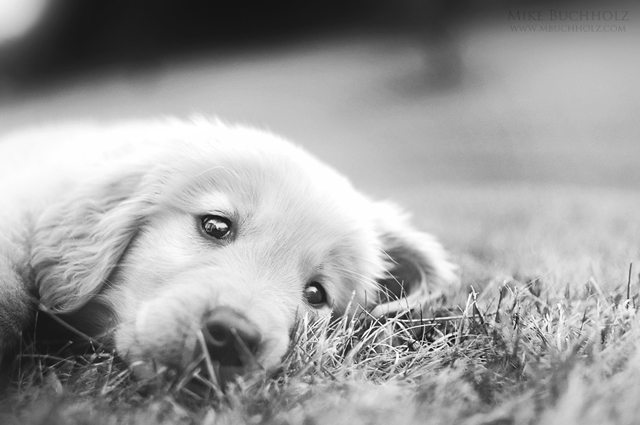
(1, 0, 639, 285)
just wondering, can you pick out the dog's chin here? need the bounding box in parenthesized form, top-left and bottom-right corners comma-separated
(176, 364, 269, 398)
(128, 354, 265, 396)
(121, 330, 288, 393)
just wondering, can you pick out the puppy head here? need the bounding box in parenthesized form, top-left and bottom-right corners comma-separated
(30, 120, 455, 383)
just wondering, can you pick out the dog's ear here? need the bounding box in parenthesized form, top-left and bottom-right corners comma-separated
(370, 202, 456, 318)
(31, 169, 152, 314)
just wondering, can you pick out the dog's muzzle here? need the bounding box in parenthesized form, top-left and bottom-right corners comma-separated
(201, 306, 262, 383)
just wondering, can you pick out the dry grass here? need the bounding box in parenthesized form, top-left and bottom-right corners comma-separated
(2, 182, 640, 425)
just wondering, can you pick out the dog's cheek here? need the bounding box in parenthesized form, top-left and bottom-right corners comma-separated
(137, 300, 202, 366)
(114, 295, 207, 377)
(258, 325, 292, 370)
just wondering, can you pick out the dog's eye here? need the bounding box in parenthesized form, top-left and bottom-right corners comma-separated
(201, 215, 232, 239)
(304, 282, 327, 306)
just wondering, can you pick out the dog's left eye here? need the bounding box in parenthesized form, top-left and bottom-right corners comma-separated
(201, 215, 232, 239)
(304, 282, 327, 306)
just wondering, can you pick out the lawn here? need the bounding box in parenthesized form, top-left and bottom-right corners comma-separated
(3, 183, 640, 425)
(1, 5, 640, 424)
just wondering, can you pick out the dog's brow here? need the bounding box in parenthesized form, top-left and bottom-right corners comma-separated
(194, 164, 239, 180)
(189, 192, 234, 215)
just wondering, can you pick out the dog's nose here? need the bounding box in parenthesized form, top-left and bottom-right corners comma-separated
(202, 307, 262, 367)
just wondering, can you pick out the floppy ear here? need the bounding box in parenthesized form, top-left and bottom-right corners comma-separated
(370, 202, 457, 318)
(30, 169, 152, 314)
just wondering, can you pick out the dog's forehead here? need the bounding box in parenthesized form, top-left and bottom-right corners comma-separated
(158, 137, 367, 219)
(152, 136, 381, 264)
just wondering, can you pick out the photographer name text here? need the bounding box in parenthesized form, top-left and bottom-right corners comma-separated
(508, 10, 629, 22)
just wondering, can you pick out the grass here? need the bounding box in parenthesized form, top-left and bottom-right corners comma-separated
(2, 182, 640, 425)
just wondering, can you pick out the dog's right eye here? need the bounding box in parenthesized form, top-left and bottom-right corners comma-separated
(201, 215, 232, 239)
(304, 282, 327, 307)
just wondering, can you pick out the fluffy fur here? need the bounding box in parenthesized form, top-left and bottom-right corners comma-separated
(0, 117, 456, 384)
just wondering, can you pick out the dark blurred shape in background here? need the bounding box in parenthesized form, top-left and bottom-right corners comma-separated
(1, 0, 470, 83)
(0, 0, 638, 197)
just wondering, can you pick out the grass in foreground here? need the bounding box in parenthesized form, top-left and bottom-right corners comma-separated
(4, 277, 640, 425)
(3, 183, 640, 425)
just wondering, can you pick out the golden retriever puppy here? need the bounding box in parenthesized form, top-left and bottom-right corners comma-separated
(0, 117, 455, 386)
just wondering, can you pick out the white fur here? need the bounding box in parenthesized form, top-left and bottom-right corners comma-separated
(0, 117, 456, 377)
